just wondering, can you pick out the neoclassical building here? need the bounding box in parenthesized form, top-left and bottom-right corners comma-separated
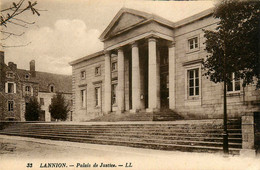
(70, 8, 260, 121)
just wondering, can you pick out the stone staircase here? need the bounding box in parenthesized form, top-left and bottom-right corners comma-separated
(0, 119, 242, 155)
(89, 109, 183, 122)
(153, 109, 184, 121)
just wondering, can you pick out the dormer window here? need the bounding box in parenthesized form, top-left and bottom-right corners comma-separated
(50, 85, 55, 93)
(6, 72, 14, 78)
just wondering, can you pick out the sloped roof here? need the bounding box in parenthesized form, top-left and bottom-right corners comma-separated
(16, 69, 72, 93)
(69, 50, 104, 66)
(36, 71, 72, 93)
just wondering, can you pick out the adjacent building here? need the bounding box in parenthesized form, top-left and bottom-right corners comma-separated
(0, 51, 72, 121)
(70, 8, 260, 121)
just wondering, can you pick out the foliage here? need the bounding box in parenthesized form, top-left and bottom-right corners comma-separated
(1, 0, 41, 48)
(25, 97, 40, 121)
(203, 0, 260, 88)
(49, 93, 70, 121)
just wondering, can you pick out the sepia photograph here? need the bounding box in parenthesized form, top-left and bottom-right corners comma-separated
(0, 0, 260, 169)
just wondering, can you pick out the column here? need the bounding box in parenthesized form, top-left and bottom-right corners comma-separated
(147, 37, 160, 112)
(104, 51, 111, 114)
(117, 47, 125, 113)
(169, 41, 176, 109)
(131, 42, 141, 112)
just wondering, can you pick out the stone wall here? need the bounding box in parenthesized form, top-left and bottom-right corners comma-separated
(72, 55, 105, 121)
(173, 15, 260, 119)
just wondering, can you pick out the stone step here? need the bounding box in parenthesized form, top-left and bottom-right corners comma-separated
(0, 119, 242, 155)
(7, 123, 241, 130)
(0, 131, 242, 148)
(0, 132, 240, 155)
(0, 130, 242, 143)
(2, 127, 242, 135)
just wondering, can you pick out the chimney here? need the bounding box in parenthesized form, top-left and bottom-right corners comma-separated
(0, 51, 4, 91)
(8, 62, 17, 70)
(30, 60, 36, 77)
(0, 51, 4, 66)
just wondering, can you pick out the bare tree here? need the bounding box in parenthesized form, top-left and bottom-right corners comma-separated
(1, 0, 41, 48)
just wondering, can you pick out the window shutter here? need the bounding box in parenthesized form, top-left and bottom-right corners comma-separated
(31, 87, 34, 96)
(14, 83, 16, 93)
(5, 83, 8, 93)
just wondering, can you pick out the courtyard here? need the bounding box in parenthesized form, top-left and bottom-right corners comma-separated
(0, 135, 259, 170)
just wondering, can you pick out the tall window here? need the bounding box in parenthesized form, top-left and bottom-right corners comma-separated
(25, 86, 31, 95)
(188, 37, 199, 50)
(111, 84, 117, 105)
(81, 89, 86, 108)
(6, 82, 16, 94)
(8, 101, 14, 111)
(95, 87, 101, 107)
(188, 69, 199, 96)
(40, 98, 44, 106)
(81, 71, 86, 79)
(95, 66, 101, 76)
(227, 73, 240, 92)
(111, 62, 117, 72)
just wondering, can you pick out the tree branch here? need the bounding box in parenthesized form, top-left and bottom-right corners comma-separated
(1, 41, 31, 48)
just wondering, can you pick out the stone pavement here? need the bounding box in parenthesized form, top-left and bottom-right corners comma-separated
(0, 135, 259, 170)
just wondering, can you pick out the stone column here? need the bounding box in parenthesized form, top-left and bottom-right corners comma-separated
(168, 41, 176, 109)
(104, 51, 111, 114)
(131, 42, 141, 112)
(117, 47, 125, 113)
(147, 37, 160, 112)
(240, 115, 256, 156)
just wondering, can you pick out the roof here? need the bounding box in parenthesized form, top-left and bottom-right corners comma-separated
(99, 7, 175, 41)
(70, 7, 214, 66)
(16, 69, 72, 93)
(174, 7, 214, 28)
(69, 50, 104, 66)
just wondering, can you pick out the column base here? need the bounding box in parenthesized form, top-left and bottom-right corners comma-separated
(240, 149, 256, 157)
(116, 110, 124, 114)
(146, 108, 159, 113)
(103, 111, 111, 115)
(130, 109, 139, 113)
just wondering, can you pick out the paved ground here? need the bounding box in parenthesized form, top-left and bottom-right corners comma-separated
(0, 135, 259, 170)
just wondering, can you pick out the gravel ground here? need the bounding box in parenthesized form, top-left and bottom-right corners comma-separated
(0, 135, 260, 170)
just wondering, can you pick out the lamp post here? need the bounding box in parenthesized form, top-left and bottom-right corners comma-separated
(223, 42, 229, 155)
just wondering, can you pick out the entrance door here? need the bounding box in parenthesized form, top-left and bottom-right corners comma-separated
(160, 72, 169, 109)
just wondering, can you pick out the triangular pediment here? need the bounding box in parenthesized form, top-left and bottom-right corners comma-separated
(109, 13, 146, 37)
(100, 8, 152, 41)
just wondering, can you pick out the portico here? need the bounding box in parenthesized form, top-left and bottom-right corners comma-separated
(100, 8, 176, 114)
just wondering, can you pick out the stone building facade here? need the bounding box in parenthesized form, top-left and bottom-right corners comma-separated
(0, 51, 72, 121)
(70, 8, 260, 121)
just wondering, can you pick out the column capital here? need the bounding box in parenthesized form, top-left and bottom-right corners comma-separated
(116, 46, 124, 53)
(104, 50, 110, 56)
(148, 37, 158, 43)
(131, 41, 138, 48)
(168, 41, 176, 48)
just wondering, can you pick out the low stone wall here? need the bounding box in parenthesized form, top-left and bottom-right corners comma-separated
(0, 121, 51, 130)
(254, 112, 260, 154)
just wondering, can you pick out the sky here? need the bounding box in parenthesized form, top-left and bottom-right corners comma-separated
(1, 0, 215, 75)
